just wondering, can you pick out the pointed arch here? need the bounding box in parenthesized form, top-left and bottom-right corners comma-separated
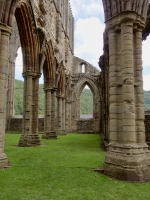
(72, 75, 101, 120)
(0, 0, 18, 26)
(80, 84, 93, 118)
(43, 41, 56, 88)
(15, 1, 38, 72)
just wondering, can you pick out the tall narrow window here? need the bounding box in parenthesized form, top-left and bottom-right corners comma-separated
(82, 64, 85, 73)
(80, 85, 93, 118)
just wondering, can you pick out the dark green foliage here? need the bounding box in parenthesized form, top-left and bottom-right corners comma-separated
(14, 80, 45, 115)
(14, 80, 150, 115)
(80, 88, 93, 114)
(14, 80, 94, 115)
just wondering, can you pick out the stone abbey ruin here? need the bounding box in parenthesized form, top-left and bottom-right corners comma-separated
(1, 0, 150, 182)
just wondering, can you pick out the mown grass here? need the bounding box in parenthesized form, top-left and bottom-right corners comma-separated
(1, 133, 150, 200)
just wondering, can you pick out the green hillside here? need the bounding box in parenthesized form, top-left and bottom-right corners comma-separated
(80, 88, 93, 114)
(14, 80, 44, 115)
(14, 79, 150, 115)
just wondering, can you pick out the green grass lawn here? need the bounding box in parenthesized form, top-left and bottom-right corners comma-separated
(1, 133, 150, 200)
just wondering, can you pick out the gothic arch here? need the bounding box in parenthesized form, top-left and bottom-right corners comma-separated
(72, 76, 101, 118)
(15, 1, 38, 72)
(43, 41, 56, 88)
(71, 75, 101, 133)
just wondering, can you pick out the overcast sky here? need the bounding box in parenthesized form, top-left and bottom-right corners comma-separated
(16, 0, 150, 90)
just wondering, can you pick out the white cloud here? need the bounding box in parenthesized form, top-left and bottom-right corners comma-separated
(74, 17, 105, 67)
(70, 0, 104, 21)
(142, 36, 150, 67)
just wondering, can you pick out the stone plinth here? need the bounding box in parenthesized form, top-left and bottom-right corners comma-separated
(18, 134, 41, 147)
(104, 143, 150, 182)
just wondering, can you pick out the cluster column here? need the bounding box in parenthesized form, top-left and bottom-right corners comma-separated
(18, 72, 41, 147)
(6, 61, 15, 118)
(42, 88, 57, 139)
(134, 28, 145, 143)
(56, 95, 66, 135)
(65, 100, 72, 132)
(103, 14, 150, 182)
(0, 23, 12, 167)
(121, 22, 136, 143)
(61, 97, 66, 134)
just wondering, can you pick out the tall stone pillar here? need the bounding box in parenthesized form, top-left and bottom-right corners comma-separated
(61, 97, 66, 135)
(42, 88, 57, 139)
(56, 95, 65, 135)
(50, 89, 57, 138)
(134, 28, 145, 143)
(0, 23, 12, 167)
(43, 88, 51, 138)
(6, 60, 15, 130)
(103, 13, 150, 182)
(18, 72, 41, 147)
(66, 100, 72, 132)
(6, 61, 15, 118)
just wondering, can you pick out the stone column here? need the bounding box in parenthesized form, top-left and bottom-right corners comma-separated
(65, 100, 72, 132)
(56, 96, 63, 135)
(0, 23, 12, 167)
(42, 88, 51, 138)
(50, 89, 57, 138)
(61, 97, 66, 135)
(107, 28, 118, 143)
(42, 88, 57, 139)
(103, 14, 150, 182)
(6, 60, 15, 130)
(134, 28, 145, 143)
(32, 75, 41, 136)
(121, 22, 136, 144)
(18, 72, 41, 147)
(6, 61, 15, 118)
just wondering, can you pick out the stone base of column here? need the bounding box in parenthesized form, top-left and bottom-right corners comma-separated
(66, 129, 72, 133)
(56, 130, 66, 135)
(18, 134, 41, 147)
(103, 143, 150, 182)
(0, 153, 8, 168)
(42, 131, 57, 139)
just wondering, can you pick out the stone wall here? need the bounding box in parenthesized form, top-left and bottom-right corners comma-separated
(7, 117, 44, 133)
(77, 119, 98, 133)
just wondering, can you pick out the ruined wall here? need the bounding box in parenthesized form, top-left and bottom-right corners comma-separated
(71, 57, 101, 133)
(72, 56, 99, 74)
(7, 117, 44, 132)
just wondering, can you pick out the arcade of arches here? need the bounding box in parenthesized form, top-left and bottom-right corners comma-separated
(1, 0, 150, 182)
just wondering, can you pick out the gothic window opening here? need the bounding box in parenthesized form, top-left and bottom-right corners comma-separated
(80, 85, 93, 119)
(81, 64, 85, 73)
